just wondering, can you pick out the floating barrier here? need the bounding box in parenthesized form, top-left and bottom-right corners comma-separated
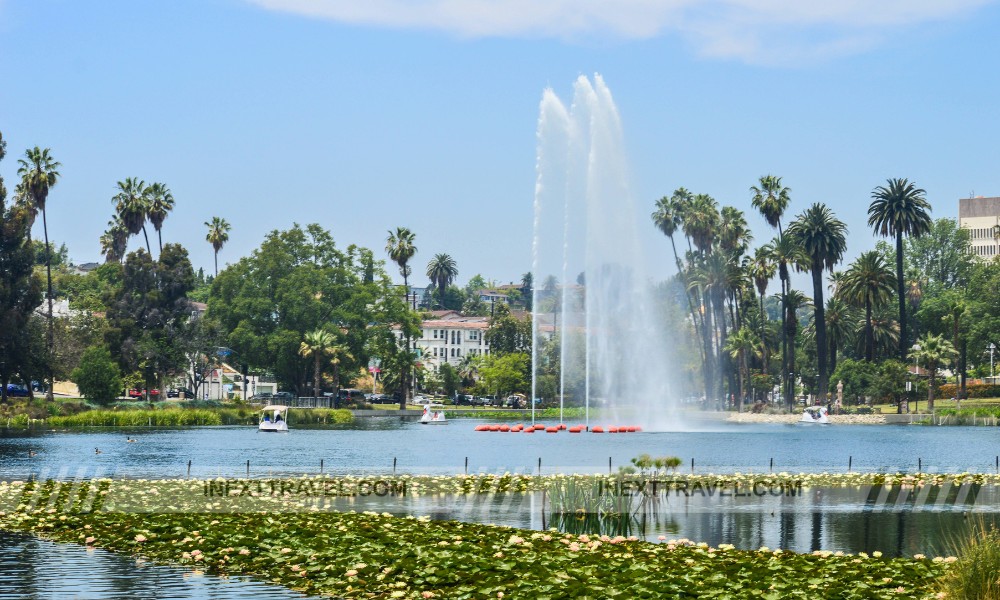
(591, 426, 604, 433)
(545, 426, 559, 433)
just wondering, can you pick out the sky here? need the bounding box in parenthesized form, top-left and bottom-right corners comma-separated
(2, 0, 1000, 292)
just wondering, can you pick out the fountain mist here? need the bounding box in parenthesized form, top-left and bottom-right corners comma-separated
(531, 75, 683, 431)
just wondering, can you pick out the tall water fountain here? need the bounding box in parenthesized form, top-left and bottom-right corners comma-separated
(530, 75, 682, 431)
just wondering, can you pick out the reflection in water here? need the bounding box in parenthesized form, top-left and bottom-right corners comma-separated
(0, 531, 303, 599)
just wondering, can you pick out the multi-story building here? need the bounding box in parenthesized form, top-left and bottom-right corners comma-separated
(396, 311, 491, 369)
(959, 196, 1000, 259)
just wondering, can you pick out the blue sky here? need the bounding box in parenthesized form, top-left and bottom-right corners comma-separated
(2, 0, 1000, 291)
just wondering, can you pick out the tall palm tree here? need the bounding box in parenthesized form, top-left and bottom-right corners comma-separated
(299, 329, 336, 399)
(146, 182, 174, 255)
(839, 251, 895, 362)
(910, 333, 957, 412)
(751, 175, 793, 405)
(205, 216, 231, 276)
(113, 177, 151, 253)
(750, 175, 792, 236)
(748, 245, 776, 372)
(17, 146, 60, 402)
(868, 178, 932, 360)
(386, 227, 417, 309)
(101, 215, 129, 264)
(767, 234, 807, 405)
(824, 297, 854, 375)
(787, 203, 847, 402)
(724, 327, 761, 411)
(426, 253, 458, 308)
(783, 289, 811, 408)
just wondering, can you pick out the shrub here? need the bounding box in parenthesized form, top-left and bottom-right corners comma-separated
(938, 520, 1000, 599)
(71, 346, 122, 406)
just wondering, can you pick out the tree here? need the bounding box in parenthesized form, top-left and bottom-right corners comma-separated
(520, 272, 533, 312)
(768, 234, 807, 405)
(724, 327, 761, 411)
(0, 134, 44, 403)
(868, 178, 933, 360)
(101, 215, 129, 264)
(328, 341, 354, 402)
(839, 251, 896, 362)
(426, 253, 458, 309)
(751, 175, 793, 406)
(146, 182, 174, 255)
(71, 346, 123, 406)
(386, 227, 417, 308)
(205, 216, 231, 276)
(484, 303, 531, 355)
(788, 203, 847, 403)
(299, 328, 336, 399)
(113, 177, 151, 253)
(17, 146, 60, 401)
(910, 333, 957, 412)
(477, 353, 530, 399)
(748, 245, 776, 371)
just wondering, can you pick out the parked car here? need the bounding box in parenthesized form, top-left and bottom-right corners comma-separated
(250, 392, 274, 402)
(127, 388, 160, 398)
(481, 395, 498, 407)
(5, 384, 29, 397)
(166, 388, 195, 399)
(504, 395, 527, 408)
(272, 391, 295, 401)
(369, 393, 394, 404)
(454, 394, 473, 406)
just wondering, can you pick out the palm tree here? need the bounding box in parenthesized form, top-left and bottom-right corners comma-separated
(426, 253, 458, 308)
(724, 327, 761, 411)
(113, 177, 151, 253)
(783, 289, 811, 408)
(386, 227, 417, 309)
(205, 216, 231, 276)
(787, 203, 847, 402)
(17, 146, 60, 402)
(767, 234, 807, 405)
(750, 175, 792, 236)
(839, 251, 895, 361)
(824, 297, 854, 375)
(748, 245, 776, 371)
(299, 329, 336, 399)
(101, 215, 129, 264)
(868, 178, 932, 360)
(751, 175, 793, 405)
(910, 333, 957, 412)
(146, 182, 174, 255)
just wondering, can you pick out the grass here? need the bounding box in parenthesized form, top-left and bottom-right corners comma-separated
(2, 406, 353, 428)
(938, 518, 1000, 599)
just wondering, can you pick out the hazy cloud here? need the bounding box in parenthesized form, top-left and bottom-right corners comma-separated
(247, 0, 995, 65)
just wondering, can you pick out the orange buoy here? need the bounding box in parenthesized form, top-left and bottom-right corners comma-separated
(488, 424, 500, 431)
(634, 426, 642, 432)
(474, 425, 488, 431)
(499, 424, 510, 432)
(557, 423, 567, 431)
(545, 426, 558, 433)
(626, 426, 637, 432)
(523, 427, 534, 433)
(592, 426, 604, 433)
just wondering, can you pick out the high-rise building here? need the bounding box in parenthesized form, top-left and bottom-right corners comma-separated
(959, 196, 1000, 259)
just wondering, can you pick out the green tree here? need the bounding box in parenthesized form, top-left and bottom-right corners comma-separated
(478, 353, 530, 398)
(17, 146, 60, 401)
(426, 253, 458, 309)
(146, 182, 174, 255)
(386, 227, 417, 309)
(0, 134, 44, 402)
(438, 362, 459, 398)
(787, 203, 847, 402)
(868, 178, 933, 360)
(724, 327, 761, 410)
(910, 333, 957, 412)
(101, 215, 129, 264)
(71, 346, 122, 406)
(839, 251, 895, 362)
(205, 216, 231, 277)
(484, 304, 531, 355)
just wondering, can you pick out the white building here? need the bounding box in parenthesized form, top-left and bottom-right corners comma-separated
(397, 312, 491, 369)
(959, 196, 1000, 259)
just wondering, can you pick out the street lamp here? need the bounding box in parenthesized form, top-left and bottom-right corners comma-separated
(912, 344, 921, 414)
(990, 343, 997, 380)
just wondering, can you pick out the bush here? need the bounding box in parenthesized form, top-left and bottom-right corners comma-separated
(71, 346, 122, 406)
(938, 383, 1000, 399)
(938, 521, 1000, 599)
